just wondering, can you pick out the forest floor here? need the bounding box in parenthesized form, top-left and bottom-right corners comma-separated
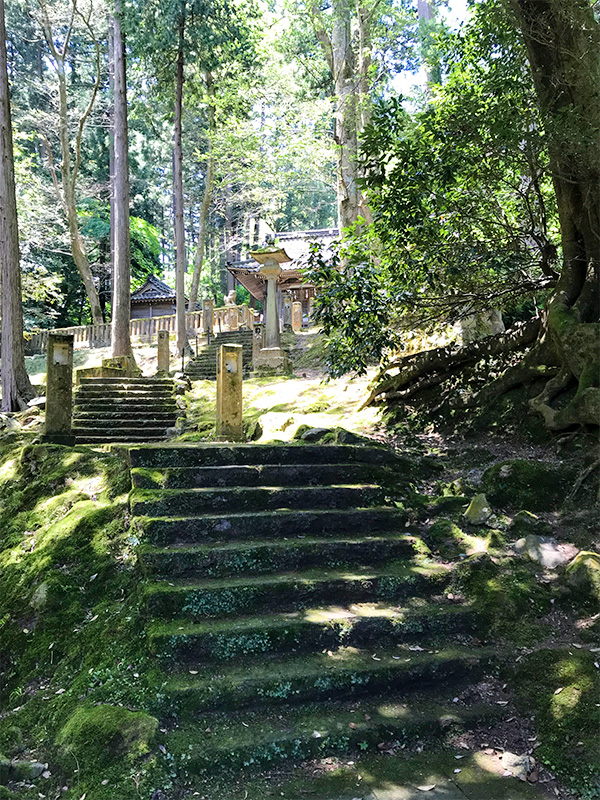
(0, 329, 598, 800)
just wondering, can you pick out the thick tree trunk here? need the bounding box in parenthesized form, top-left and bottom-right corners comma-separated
(0, 0, 34, 411)
(110, 0, 133, 359)
(188, 71, 215, 311)
(173, 12, 188, 356)
(507, 0, 600, 428)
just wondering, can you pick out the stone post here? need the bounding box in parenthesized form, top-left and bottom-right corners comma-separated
(157, 330, 170, 374)
(261, 263, 282, 348)
(43, 333, 74, 445)
(202, 298, 214, 336)
(216, 343, 243, 441)
(308, 296, 315, 323)
(291, 301, 303, 332)
(252, 322, 264, 365)
(282, 292, 292, 332)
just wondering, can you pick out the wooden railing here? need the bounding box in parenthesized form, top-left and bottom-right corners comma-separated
(25, 305, 256, 355)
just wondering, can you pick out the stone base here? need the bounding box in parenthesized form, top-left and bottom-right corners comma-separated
(41, 432, 75, 446)
(75, 366, 126, 385)
(252, 347, 290, 375)
(102, 356, 141, 377)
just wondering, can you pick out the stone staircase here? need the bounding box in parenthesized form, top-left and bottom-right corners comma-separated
(72, 377, 178, 445)
(184, 330, 253, 380)
(130, 444, 494, 781)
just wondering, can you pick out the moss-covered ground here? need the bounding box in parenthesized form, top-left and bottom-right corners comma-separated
(0, 328, 598, 799)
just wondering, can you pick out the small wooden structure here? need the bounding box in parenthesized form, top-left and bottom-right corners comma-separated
(130, 274, 184, 319)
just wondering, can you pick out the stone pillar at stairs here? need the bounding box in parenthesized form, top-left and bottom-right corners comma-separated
(216, 344, 243, 441)
(43, 333, 75, 446)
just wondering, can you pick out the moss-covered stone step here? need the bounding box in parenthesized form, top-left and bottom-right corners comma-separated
(137, 507, 409, 545)
(146, 598, 467, 662)
(129, 444, 400, 470)
(130, 485, 386, 517)
(163, 693, 502, 776)
(75, 425, 174, 439)
(77, 434, 171, 444)
(131, 463, 400, 490)
(73, 418, 175, 431)
(75, 411, 177, 422)
(78, 377, 173, 386)
(144, 564, 449, 620)
(138, 534, 416, 578)
(74, 401, 177, 413)
(76, 388, 175, 399)
(162, 644, 492, 715)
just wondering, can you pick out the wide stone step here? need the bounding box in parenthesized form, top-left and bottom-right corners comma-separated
(147, 601, 468, 663)
(75, 434, 170, 444)
(76, 388, 174, 399)
(73, 425, 173, 439)
(136, 507, 408, 545)
(144, 564, 449, 620)
(138, 534, 416, 578)
(130, 444, 399, 469)
(131, 463, 398, 490)
(78, 378, 174, 386)
(162, 644, 490, 715)
(163, 692, 501, 776)
(74, 412, 177, 422)
(130, 485, 386, 516)
(74, 400, 177, 412)
(73, 418, 175, 430)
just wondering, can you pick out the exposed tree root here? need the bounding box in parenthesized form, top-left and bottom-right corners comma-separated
(567, 458, 600, 503)
(361, 318, 541, 409)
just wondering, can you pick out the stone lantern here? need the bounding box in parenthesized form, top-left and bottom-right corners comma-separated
(250, 245, 291, 373)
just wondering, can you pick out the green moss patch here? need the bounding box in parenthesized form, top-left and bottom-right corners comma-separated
(514, 649, 600, 798)
(481, 459, 574, 511)
(56, 704, 157, 767)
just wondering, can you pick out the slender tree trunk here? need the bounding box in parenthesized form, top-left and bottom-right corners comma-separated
(173, 11, 188, 355)
(188, 71, 215, 310)
(0, 0, 34, 411)
(110, 0, 133, 358)
(331, 0, 360, 230)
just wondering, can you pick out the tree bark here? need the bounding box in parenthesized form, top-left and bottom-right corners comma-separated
(38, 0, 104, 325)
(110, 0, 133, 358)
(507, 0, 600, 428)
(0, 0, 34, 411)
(173, 10, 188, 355)
(188, 70, 215, 310)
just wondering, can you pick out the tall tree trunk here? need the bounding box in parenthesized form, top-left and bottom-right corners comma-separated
(110, 0, 133, 358)
(331, 0, 360, 230)
(188, 70, 215, 311)
(417, 0, 440, 87)
(38, 0, 103, 324)
(0, 0, 34, 411)
(173, 10, 188, 355)
(507, 0, 600, 428)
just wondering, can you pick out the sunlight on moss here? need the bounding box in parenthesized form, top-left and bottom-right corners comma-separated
(0, 457, 17, 482)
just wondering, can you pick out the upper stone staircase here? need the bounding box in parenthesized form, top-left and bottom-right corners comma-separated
(72, 377, 178, 445)
(130, 443, 494, 781)
(184, 329, 253, 380)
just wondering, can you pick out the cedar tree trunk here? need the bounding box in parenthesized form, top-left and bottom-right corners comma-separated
(0, 0, 35, 410)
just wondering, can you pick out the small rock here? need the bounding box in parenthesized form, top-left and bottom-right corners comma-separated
(514, 534, 578, 569)
(566, 551, 600, 603)
(509, 510, 553, 538)
(300, 427, 333, 443)
(334, 428, 370, 445)
(501, 751, 532, 781)
(27, 396, 46, 410)
(464, 493, 492, 525)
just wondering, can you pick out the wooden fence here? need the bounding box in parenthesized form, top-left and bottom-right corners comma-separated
(25, 306, 256, 355)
